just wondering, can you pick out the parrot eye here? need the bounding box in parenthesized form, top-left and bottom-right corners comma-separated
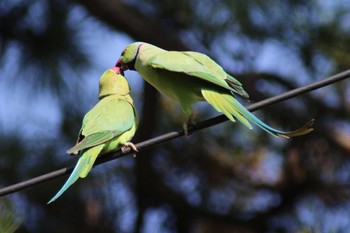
(121, 48, 128, 56)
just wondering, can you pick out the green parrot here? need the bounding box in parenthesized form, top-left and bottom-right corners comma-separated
(48, 67, 138, 204)
(116, 42, 313, 137)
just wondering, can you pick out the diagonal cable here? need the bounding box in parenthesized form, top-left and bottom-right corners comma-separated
(1, 69, 350, 196)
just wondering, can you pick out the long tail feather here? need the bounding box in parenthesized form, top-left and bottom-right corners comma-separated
(201, 89, 314, 138)
(202, 89, 252, 129)
(47, 145, 104, 204)
(79, 145, 104, 178)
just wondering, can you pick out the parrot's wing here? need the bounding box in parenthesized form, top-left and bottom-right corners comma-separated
(67, 99, 136, 154)
(66, 131, 123, 154)
(148, 51, 249, 99)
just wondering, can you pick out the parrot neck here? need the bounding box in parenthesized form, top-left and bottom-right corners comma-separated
(127, 43, 142, 70)
(99, 93, 130, 100)
(127, 59, 136, 71)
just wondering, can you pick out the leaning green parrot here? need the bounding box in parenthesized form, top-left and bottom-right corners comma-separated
(116, 42, 313, 137)
(48, 67, 138, 204)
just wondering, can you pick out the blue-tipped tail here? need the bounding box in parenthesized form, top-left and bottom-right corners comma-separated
(47, 145, 103, 204)
(201, 89, 314, 138)
(47, 158, 85, 204)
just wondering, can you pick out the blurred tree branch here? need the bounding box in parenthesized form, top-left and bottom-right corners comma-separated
(2, 0, 350, 232)
(75, 0, 187, 50)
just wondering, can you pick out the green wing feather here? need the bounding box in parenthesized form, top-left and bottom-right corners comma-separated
(82, 97, 135, 135)
(182, 52, 248, 98)
(67, 131, 125, 154)
(201, 89, 313, 138)
(148, 50, 249, 99)
(67, 98, 136, 154)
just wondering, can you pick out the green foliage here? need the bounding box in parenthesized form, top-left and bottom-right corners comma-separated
(0, 200, 21, 233)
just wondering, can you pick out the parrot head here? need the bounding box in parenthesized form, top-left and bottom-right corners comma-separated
(99, 67, 130, 99)
(116, 42, 144, 71)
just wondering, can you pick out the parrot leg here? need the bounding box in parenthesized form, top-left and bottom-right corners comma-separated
(183, 114, 195, 137)
(70, 151, 79, 156)
(121, 142, 138, 157)
(181, 104, 195, 137)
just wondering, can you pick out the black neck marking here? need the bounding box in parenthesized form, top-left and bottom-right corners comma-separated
(127, 44, 142, 71)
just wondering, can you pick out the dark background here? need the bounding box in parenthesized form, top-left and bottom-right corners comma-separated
(1, 0, 350, 232)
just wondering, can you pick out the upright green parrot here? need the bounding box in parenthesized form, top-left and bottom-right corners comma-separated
(116, 42, 313, 137)
(48, 67, 138, 204)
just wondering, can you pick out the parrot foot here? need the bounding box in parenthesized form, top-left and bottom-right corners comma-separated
(71, 151, 79, 156)
(121, 142, 138, 158)
(183, 113, 195, 137)
(183, 122, 195, 137)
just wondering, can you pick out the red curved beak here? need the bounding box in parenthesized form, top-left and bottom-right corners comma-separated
(111, 66, 120, 73)
(115, 58, 122, 67)
(115, 58, 123, 68)
(111, 66, 125, 76)
(115, 58, 128, 71)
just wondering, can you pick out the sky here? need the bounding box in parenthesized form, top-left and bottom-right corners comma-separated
(0, 6, 143, 140)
